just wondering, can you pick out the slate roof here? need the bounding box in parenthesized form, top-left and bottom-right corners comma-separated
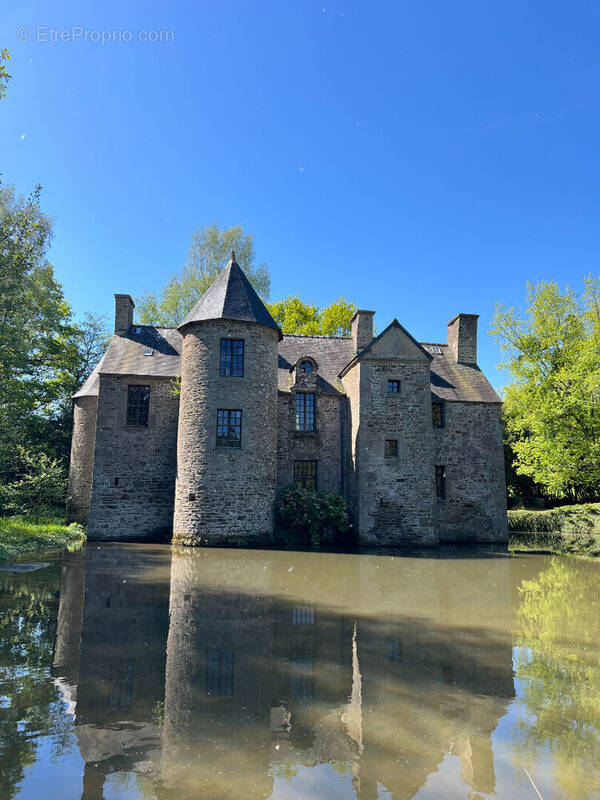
(74, 327, 501, 404)
(278, 334, 355, 395)
(73, 327, 181, 397)
(423, 343, 502, 404)
(179, 254, 282, 339)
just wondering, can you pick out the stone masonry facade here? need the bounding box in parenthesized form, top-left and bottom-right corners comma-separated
(68, 254, 507, 545)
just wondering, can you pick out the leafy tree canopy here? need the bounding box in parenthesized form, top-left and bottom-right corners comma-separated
(136, 223, 271, 327)
(266, 295, 357, 337)
(0, 183, 109, 489)
(136, 223, 357, 335)
(491, 277, 600, 499)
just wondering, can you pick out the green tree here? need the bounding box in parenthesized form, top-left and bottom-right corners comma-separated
(0, 183, 108, 494)
(0, 183, 78, 481)
(491, 277, 600, 500)
(0, 49, 11, 99)
(136, 223, 271, 326)
(513, 558, 600, 798)
(266, 295, 357, 336)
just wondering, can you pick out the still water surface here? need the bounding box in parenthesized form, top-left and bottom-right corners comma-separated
(1, 544, 599, 800)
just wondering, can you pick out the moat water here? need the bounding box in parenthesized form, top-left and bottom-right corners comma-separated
(1, 544, 599, 800)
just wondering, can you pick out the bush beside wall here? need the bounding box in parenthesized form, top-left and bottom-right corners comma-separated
(275, 484, 353, 549)
(508, 503, 600, 534)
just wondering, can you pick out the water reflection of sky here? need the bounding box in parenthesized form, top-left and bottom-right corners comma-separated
(2, 545, 599, 800)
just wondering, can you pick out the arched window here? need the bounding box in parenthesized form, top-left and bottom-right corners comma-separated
(300, 360, 313, 374)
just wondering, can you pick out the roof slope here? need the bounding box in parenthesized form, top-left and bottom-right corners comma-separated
(424, 344, 501, 403)
(74, 329, 500, 404)
(278, 334, 355, 394)
(178, 253, 282, 338)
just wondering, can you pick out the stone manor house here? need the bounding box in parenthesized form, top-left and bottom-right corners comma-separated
(68, 253, 507, 545)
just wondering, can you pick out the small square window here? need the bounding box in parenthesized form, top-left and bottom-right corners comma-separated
(385, 439, 398, 458)
(294, 460, 317, 490)
(435, 465, 446, 498)
(387, 380, 400, 393)
(432, 402, 445, 428)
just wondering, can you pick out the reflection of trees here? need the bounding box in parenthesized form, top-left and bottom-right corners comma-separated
(514, 558, 600, 799)
(0, 572, 75, 799)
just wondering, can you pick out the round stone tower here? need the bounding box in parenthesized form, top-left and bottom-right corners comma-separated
(172, 252, 281, 545)
(67, 371, 100, 524)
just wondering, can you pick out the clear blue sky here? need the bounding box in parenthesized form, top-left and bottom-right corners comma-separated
(2, 1, 597, 384)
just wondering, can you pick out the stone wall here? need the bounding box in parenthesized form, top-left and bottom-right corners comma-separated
(434, 401, 507, 542)
(173, 320, 279, 545)
(276, 367, 347, 495)
(344, 358, 437, 546)
(87, 374, 179, 541)
(67, 395, 98, 524)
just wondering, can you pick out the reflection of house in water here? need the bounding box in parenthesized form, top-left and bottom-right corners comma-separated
(161, 549, 515, 800)
(54, 546, 515, 800)
(52, 545, 172, 800)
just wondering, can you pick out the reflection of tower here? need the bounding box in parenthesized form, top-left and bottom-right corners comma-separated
(52, 549, 86, 691)
(52, 543, 172, 800)
(162, 548, 360, 799)
(162, 547, 275, 799)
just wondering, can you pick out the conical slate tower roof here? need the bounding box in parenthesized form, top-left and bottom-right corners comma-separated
(178, 252, 282, 339)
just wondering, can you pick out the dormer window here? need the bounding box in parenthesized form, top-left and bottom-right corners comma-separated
(300, 360, 313, 374)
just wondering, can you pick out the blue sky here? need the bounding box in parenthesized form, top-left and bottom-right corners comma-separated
(2, 0, 598, 383)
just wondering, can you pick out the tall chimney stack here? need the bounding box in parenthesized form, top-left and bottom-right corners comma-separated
(114, 294, 135, 334)
(447, 313, 478, 364)
(351, 310, 375, 352)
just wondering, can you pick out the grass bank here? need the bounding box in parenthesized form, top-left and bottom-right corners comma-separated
(0, 514, 85, 563)
(508, 502, 600, 556)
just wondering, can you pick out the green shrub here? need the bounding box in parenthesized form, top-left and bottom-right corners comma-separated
(0, 447, 66, 517)
(276, 484, 352, 548)
(508, 503, 600, 534)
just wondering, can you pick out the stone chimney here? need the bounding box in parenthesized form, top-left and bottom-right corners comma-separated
(447, 313, 479, 364)
(351, 310, 375, 352)
(114, 294, 135, 334)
